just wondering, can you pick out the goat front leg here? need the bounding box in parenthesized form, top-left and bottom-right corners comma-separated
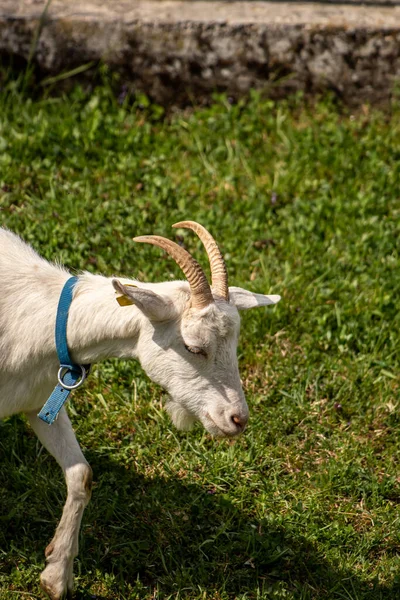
(27, 408, 92, 600)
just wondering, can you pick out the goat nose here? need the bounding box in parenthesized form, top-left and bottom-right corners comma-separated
(231, 414, 247, 429)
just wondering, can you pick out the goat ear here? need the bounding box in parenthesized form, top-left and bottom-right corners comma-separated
(228, 286, 281, 311)
(112, 279, 174, 322)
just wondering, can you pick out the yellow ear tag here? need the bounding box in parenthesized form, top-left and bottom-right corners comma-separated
(116, 295, 135, 307)
(115, 283, 137, 306)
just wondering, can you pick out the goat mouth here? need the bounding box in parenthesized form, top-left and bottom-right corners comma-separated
(204, 412, 235, 437)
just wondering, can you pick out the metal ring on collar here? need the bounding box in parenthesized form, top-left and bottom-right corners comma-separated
(57, 365, 87, 391)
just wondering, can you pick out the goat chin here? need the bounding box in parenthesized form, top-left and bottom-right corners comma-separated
(165, 400, 197, 431)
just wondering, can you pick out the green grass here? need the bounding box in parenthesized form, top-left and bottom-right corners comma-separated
(0, 77, 399, 600)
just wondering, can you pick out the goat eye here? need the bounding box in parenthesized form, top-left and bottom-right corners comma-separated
(184, 344, 207, 357)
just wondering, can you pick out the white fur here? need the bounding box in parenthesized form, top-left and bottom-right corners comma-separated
(0, 227, 280, 599)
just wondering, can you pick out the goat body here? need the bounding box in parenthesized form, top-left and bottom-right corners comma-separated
(0, 225, 280, 599)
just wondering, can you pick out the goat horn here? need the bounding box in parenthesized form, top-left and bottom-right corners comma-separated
(133, 235, 214, 310)
(172, 221, 228, 300)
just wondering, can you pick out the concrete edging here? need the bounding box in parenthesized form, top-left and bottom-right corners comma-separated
(1, 1, 400, 104)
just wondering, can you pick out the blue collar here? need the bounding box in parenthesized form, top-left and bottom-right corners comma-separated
(38, 276, 90, 425)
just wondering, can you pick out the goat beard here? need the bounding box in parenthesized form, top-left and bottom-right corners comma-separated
(165, 400, 197, 431)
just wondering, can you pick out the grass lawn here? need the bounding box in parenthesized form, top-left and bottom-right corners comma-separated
(0, 76, 399, 600)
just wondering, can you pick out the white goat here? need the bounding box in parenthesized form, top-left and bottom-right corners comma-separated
(0, 221, 280, 599)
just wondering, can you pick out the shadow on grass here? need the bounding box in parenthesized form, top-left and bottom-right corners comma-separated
(1, 416, 399, 599)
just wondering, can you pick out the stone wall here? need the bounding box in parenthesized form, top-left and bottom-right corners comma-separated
(1, 1, 400, 105)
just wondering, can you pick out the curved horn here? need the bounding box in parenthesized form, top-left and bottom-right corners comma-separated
(172, 221, 228, 300)
(133, 235, 213, 310)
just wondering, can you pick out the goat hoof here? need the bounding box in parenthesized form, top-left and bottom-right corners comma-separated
(40, 565, 73, 600)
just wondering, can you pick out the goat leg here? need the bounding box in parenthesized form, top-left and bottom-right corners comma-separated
(27, 408, 92, 600)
